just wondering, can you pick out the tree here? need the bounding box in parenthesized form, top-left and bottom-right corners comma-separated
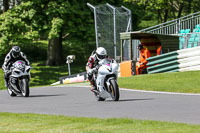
(123, 0, 187, 23)
(44, 1, 68, 65)
(3, 0, 9, 12)
(0, 0, 96, 65)
(0, 1, 40, 62)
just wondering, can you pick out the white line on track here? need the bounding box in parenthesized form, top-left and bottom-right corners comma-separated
(120, 88, 200, 96)
(54, 85, 200, 96)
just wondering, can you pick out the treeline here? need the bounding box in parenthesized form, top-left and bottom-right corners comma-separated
(125, 0, 200, 29)
(0, 0, 199, 66)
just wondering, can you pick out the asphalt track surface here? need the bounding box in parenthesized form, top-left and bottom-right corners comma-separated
(0, 84, 200, 125)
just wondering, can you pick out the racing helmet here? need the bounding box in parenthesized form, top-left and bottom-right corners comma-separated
(11, 46, 21, 58)
(96, 47, 107, 60)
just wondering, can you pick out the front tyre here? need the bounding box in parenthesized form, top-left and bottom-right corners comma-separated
(110, 79, 119, 101)
(21, 78, 29, 97)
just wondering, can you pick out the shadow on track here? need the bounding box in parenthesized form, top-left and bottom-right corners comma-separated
(28, 94, 67, 97)
(106, 98, 154, 102)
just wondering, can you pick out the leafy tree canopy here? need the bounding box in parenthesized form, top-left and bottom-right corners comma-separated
(124, 0, 200, 24)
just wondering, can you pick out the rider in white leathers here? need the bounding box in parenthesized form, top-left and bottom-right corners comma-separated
(86, 47, 108, 91)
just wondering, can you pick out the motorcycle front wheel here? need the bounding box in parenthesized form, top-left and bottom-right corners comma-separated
(21, 78, 29, 97)
(109, 79, 119, 101)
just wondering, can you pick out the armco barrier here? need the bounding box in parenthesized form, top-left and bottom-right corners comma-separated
(59, 72, 87, 84)
(147, 46, 200, 74)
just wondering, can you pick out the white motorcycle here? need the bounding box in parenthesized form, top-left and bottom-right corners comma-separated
(90, 58, 120, 101)
(7, 60, 31, 97)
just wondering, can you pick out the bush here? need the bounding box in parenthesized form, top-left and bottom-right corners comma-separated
(62, 40, 95, 65)
(0, 41, 47, 66)
(20, 41, 48, 62)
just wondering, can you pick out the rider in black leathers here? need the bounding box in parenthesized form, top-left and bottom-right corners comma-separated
(2, 46, 30, 87)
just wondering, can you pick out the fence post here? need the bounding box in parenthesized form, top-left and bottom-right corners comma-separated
(87, 3, 99, 48)
(176, 19, 180, 34)
(106, 3, 117, 60)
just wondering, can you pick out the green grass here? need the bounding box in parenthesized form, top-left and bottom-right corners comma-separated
(30, 62, 85, 87)
(0, 112, 199, 133)
(118, 71, 200, 93)
(0, 69, 5, 90)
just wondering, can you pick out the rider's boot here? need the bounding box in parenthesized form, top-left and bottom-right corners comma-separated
(4, 71, 11, 88)
(90, 81, 96, 92)
(4, 78, 8, 88)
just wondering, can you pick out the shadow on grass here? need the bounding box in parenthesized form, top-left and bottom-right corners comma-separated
(30, 64, 85, 87)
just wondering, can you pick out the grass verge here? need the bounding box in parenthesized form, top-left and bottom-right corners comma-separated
(0, 69, 5, 90)
(30, 62, 85, 87)
(0, 112, 199, 133)
(118, 70, 200, 93)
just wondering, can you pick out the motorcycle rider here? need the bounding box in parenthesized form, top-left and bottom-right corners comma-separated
(86, 47, 108, 91)
(2, 46, 30, 88)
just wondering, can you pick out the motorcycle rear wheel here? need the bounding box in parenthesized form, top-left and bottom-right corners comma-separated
(110, 79, 119, 101)
(21, 78, 29, 97)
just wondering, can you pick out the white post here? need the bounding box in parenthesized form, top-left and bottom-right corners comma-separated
(67, 62, 71, 76)
(121, 5, 132, 59)
(87, 3, 99, 48)
(121, 5, 132, 31)
(106, 3, 117, 60)
(66, 55, 75, 76)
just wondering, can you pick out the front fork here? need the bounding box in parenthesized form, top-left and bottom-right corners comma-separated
(105, 77, 116, 92)
(10, 76, 29, 93)
(9, 77, 20, 94)
(97, 77, 115, 92)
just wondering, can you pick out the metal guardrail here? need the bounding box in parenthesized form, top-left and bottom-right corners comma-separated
(59, 72, 87, 84)
(140, 11, 200, 35)
(147, 46, 200, 74)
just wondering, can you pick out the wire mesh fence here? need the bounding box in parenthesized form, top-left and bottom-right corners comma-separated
(88, 3, 131, 60)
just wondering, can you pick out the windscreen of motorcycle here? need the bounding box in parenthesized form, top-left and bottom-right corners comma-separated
(112, 63, 119, 73)
(98, 59, 115, 74)
(13, 60, 25, 71)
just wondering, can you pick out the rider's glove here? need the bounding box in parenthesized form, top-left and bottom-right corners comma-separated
(88, 69, 93, 75)
(92, 66, 99, 73)
(5, 70, 11, 77)
(93, 68, 97, 73)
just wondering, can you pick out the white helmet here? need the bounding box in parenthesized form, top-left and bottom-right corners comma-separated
(96, 47, 107, 60)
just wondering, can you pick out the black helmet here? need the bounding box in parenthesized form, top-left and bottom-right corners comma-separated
(137, 44, 143, 50)
(11, 46, 21, 58)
